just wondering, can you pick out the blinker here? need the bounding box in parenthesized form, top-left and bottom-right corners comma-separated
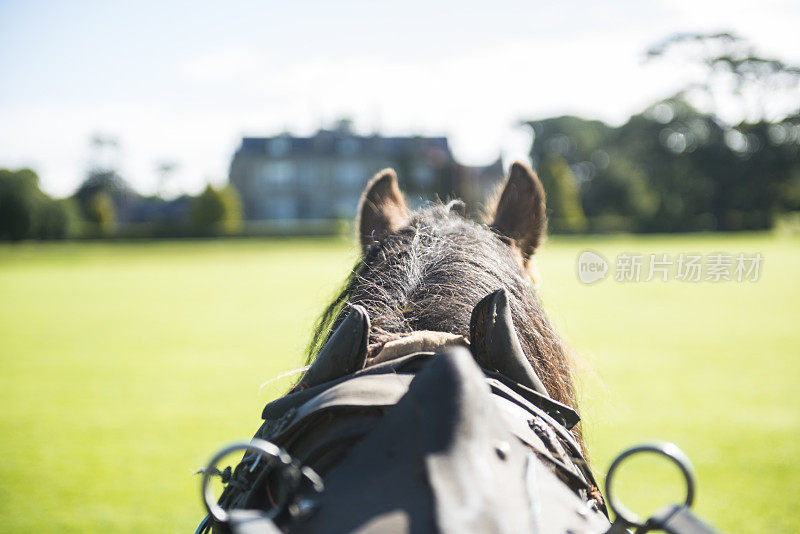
(469, 289, 551, 398)
(297, 305, 370, 388)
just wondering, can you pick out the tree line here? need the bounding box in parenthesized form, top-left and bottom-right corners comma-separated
(531, 32, 800, 233)
(0, 167, 242, 241)
(530, 102, 800, 233)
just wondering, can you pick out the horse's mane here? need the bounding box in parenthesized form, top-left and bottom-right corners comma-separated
(307, 203, 582, 448)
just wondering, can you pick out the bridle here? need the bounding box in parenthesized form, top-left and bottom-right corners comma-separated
(194, 290, 718, 534)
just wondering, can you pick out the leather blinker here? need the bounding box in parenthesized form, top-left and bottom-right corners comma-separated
(298, 305, 370, 388)
(469, 289, 550, 398)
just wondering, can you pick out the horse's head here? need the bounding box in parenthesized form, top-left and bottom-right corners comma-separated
(357, 161, 547, 280)
(309, 161, 580, 444)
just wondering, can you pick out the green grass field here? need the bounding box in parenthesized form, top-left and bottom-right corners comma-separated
(1, 233, 798, 532)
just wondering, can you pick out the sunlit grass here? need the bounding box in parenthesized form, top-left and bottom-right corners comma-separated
(0, 233, 797, 532)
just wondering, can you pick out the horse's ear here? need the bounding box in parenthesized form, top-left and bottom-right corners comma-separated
(357, 168, 410, 251)
(490, 161, 547, 261)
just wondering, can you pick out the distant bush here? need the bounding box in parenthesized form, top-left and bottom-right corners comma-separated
(36, 197, 81, 239)
(775, 211, 800, 236)
(85, 191, 118, 237)
(0, 169, 39, 240)
(189, 184, 243, 236)
(0, 168, 79, 241)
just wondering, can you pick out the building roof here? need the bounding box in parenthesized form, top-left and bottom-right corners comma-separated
(238, 130, 450, 159)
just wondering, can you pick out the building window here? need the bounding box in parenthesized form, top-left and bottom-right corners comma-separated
(334, 196, 358, 219)
(334, 162, 364, 187)
(263, 197, 297, 220)
(296, 162, 317, 186)
(337, 138, 360, 156)
(267, 138, 291, 157)
(412, 164, 434, 187)
(262, 161, 295, 185)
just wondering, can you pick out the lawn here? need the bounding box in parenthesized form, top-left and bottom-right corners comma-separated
(0, 233, 797, 532)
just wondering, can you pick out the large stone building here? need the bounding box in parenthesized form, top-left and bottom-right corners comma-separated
(229, 120, 504, 222)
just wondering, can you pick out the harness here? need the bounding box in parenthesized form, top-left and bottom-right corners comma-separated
(196, 290, 718, 534)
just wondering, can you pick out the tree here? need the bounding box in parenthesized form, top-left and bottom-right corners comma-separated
(36, 198, 80, 239)
(74, 169, 133, 220)
(155, 161, 178, 198)
(537, 154, 588, 233)
(189, 184, 243, 236)
(524, 98, 800, 233)
(616, 98, 800, 231)
(647, 32, 800, 123)
(85, 191, 117, 237)
(0, 169, 80, 240)
(73, 135, 139, 229)
(582, 153, 658, 232)
(0, 169, 41, 240)
(526, 116, 635, 231)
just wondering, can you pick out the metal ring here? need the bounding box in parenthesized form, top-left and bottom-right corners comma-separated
(605, 441, 696, 528)
(193, 514, 211, 534)
(201, 439, 293, 524)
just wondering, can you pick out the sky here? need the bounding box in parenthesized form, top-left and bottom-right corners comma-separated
(1, 0, 799, 198)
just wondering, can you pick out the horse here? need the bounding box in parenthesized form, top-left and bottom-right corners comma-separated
(308, 161, 582, 448)
(200, 162, 609, 534)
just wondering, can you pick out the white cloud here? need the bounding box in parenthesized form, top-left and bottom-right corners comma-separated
(182, 46, 271, 83)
